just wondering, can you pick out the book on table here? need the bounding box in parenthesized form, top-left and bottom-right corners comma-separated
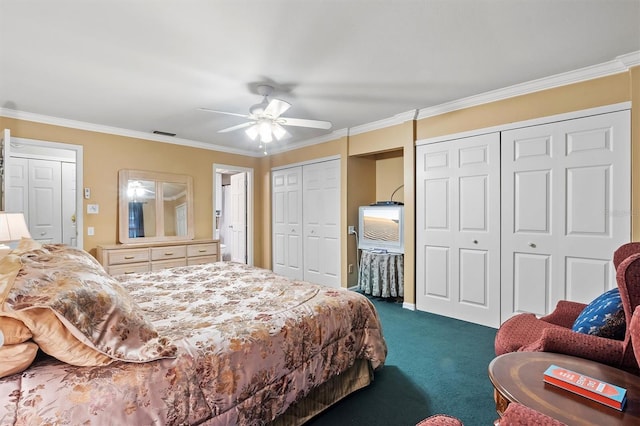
(543, 364, 627, 411)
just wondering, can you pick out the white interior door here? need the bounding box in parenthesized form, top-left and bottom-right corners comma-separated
(175, 203, 187, 237)
(28, 159, 62, 243)
(303, 159, 340, 287)
(272, 167, 303, 279)
(230, 172, 247, 263)
(4, 157, 28, 214)
(501, 110, 631, 321)
(416, 133, 501, 328)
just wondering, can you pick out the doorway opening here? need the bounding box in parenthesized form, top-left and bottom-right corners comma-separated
(213, 164, 253, 265)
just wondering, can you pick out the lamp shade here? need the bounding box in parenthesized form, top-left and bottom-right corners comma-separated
(0, 212, 31, 243)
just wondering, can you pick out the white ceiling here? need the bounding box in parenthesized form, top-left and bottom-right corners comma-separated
(1, 0, 639, 156)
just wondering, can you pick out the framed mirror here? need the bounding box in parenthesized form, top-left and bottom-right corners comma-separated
(118, 169, 194, 244)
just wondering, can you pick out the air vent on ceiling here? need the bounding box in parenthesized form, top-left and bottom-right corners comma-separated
(152, 130, 176, 137)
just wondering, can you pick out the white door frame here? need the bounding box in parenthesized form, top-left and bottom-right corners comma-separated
(212, 163, 253, 266)
(3, 132, 84, 249)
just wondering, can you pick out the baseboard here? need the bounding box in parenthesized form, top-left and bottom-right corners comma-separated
(402, 302, 416, 311)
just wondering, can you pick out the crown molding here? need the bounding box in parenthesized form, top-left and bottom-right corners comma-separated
(267, 128, 349, 156)
(348, 110, 417, 137)
(0, 108, 261, 157)
(617, 51, 640, 67)
(417, 50, 640, 120)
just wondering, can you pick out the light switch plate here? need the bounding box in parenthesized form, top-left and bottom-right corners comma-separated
(87, 204, 99, 214)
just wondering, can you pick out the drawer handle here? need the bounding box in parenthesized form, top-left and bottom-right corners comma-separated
(124, 271, 135, 274)
(124, 256, 135, 259)
(199, 249, 207, 253)
(164, 252, 174, 256)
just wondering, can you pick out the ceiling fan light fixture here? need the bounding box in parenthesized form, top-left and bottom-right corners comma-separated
(245, 124, 259, 141)
(258, 121, 273, 143)
(272, 123, 287, 140)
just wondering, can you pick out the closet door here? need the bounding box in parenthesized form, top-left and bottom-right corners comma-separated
(303, 159, 340, 287)
(416, 133, 501, 328)
(5, 157, 28, 213)
(28, 159, 62, 243)
(501, 110, 630, 321)
(230, 172, 247, 263)
(272, 166, 303, 280)
(6, 158, 63, 243)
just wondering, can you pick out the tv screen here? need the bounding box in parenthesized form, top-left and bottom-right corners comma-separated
(358, 205, 404, 253)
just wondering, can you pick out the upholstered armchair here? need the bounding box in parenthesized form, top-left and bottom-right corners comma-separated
(630, 305, 640, 367)
(415, 402, 566, 426)
(494, 242, 640, 374)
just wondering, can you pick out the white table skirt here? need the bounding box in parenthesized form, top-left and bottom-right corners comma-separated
(358, 250, 404, 298)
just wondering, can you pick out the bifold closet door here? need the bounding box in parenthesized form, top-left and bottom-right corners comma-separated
(6, 157, 63, 244)
(501, 110, 631, 321)
(416, 133, 501, 328)
(272, 166, 303, 280)
(302, 160, 340, 288)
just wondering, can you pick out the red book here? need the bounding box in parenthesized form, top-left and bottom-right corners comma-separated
(543, 364, 627, 411)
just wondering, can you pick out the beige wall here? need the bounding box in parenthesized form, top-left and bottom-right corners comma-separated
(375, 152, 404, 204)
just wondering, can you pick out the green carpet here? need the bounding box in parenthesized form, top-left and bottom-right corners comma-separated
(306, 296, 499, 425)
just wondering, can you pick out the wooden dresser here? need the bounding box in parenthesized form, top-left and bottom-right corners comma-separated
(96, 239, 220, 275)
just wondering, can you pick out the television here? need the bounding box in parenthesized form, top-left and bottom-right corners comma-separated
(358, 204, 404, 253)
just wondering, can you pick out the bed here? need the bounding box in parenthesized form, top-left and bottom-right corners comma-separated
(0, 240, 387, 425)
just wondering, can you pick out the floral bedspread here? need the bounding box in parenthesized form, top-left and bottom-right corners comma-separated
(0, 261, 387, 425)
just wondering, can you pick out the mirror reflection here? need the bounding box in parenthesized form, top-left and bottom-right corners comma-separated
(127, 180, 156, 238)
(118, 170, 194, 244)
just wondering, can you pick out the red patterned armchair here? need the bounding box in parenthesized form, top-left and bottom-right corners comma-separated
(416, 402, 566, 425)
(494, 242, 640, 374)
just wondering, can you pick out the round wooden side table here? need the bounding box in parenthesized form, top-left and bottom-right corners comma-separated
(488, 352, 640, 425)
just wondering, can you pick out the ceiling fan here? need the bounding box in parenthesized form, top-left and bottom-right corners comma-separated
(199, 85, 332, 145)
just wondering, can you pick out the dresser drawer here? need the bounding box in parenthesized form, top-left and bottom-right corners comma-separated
(187, 255, 218, 266)
(107, 263, 150, 276)
(150, 245, 186, 261)
(187, 243, 218, 258)
(151, 258, 187, 271)
(107, 248, 150, 265)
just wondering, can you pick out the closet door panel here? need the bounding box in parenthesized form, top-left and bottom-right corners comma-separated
(513, 253, 550, 316)
(29, 159, 62, 243)
(272, 167, 303, 280)
(5, 157, 28, 213)
(303, 159, 340, 287)
(417, 132, 500, 328)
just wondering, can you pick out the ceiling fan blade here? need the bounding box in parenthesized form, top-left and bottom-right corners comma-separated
(198, 107, 250, 119)
(263, 98, 291, 118)
(218, 122, 255, 133)
(278, 117, 332, 130)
